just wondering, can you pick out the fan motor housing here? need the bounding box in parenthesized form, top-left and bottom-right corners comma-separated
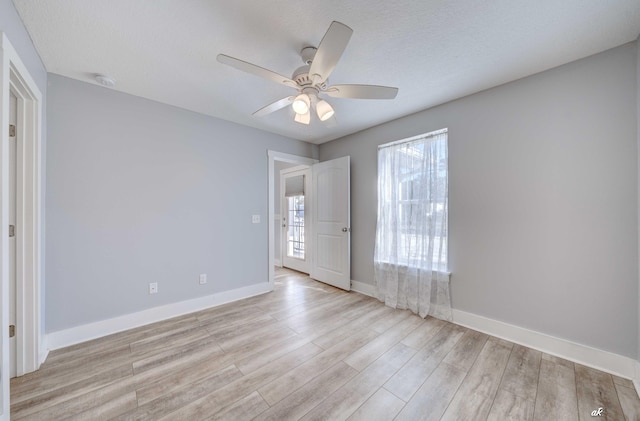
(292, 66, 327, 90)
(293, 47, 328, 89)
(292, 65, 312, 86)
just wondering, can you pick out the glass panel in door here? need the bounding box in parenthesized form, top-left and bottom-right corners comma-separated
(287, 195, 305, 259)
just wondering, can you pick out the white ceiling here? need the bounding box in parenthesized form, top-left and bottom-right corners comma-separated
(13, 0, 640, 144)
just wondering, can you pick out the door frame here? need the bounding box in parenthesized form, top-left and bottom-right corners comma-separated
(0, 32, 43, 417)
(267, 150, 317, 290)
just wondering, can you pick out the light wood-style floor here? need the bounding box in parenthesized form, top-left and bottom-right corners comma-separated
(10, 267, 640, 420)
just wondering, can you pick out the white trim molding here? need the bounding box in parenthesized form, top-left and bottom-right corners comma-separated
(273, 214, 282, 268)
(0, 32, 43, 419)
(635, 362, 640, 396)
(452, 309, 638, 383)
(351, 280, 375, 297)
(39, 338, 49, 367)
(46, 282, 271, 351)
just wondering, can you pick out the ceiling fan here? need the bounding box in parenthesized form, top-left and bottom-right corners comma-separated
(217, 21, 398, 125)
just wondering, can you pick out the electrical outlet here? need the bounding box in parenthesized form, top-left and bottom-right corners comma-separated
(149, 282, 158, 294)
(199, 274, 207, 285)
(252, 215, 260, 224)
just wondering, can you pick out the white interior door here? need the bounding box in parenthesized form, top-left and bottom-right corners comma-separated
(8, 91, 17, 378)
(281, 168, 310, 274)
(310, 156, 350, 290)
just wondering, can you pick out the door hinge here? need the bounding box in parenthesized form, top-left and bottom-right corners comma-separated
(9, 124, 16, 137)
(9, 325, 15, 338)
(9, 225, 15, 238)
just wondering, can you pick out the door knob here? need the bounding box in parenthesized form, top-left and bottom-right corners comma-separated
(342, 227, 350, 232)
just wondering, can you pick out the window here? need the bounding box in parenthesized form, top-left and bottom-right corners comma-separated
(286, 195, 305, 259)
(375, 129, 448, 271)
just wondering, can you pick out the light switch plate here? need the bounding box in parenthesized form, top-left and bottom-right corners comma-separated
(252, 215, 260, 224)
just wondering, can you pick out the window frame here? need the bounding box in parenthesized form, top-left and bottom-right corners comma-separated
(377, 128, 449, 272)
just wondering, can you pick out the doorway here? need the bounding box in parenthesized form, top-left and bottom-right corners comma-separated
(267, 151, 351, 292)
(280, 166, 310, 274)
(267, 151, 317, 290)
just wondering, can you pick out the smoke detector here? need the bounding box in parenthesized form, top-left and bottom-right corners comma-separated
(95, 74, 116, 88)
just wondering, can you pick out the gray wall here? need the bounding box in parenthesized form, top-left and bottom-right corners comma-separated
(320, 42, 639, 358)
(46, 74, 317, 332)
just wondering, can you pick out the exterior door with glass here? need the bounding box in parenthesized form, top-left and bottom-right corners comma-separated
(281, 167, 310, 273)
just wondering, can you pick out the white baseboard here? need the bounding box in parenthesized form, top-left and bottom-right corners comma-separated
(46, 282, 272, 351)
(42, 279, 640, 394)
(274, 258, 282, 267)
(320, 280, 640, 391)
(452, 309, 638, 383)
(351, 280, 375, 297)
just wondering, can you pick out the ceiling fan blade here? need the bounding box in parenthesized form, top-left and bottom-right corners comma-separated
(324, 84, 398, 99)
(217, 54, 297, 87)
(308, 21, 353, 85)
(294, 111, 310, 125)
(253, 96, 294, 117)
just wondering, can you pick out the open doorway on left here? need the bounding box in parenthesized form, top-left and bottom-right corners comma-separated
(278, 165, 311, 274)
(267, 151, 318, 291)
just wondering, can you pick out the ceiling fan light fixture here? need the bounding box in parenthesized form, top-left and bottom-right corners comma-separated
(292, 94, 310, 114)
(316, 99, 335, 121)
(218, 21, 398, 128)
(294, 110, 310, 125)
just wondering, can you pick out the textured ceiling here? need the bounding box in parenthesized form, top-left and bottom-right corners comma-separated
(13, 0, 640, 144)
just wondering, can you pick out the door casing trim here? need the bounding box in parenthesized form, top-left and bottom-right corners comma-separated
(0, 32, 43, 419)
(267, 150, 317, 290)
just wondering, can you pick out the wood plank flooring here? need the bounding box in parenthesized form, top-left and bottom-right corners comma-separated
(10, 267, 640, 420)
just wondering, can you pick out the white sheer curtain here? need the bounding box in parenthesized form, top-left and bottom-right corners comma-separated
(374, 129, 451, 320)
